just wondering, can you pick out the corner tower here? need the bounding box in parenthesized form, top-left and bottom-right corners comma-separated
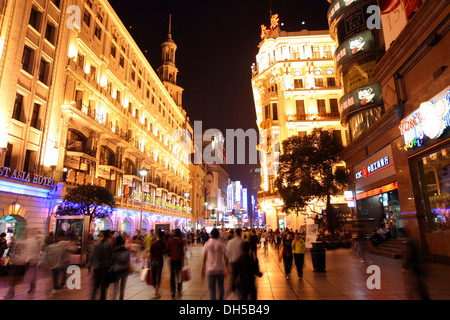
(157, 14, 183, 107)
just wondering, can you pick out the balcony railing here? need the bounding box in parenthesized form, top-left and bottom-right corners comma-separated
(115, 196, 192, 218)
(287, 112, 341, 122)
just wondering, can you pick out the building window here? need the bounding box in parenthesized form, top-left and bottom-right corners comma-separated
(51, 0, 61, 8)
(327, 77, 336, 87)
(4, 143, 13, 167)
(272, 103, 278, 121)
(131, 70, 135, 81)
(30, 103, 41, 130)
(119, 55, 125, 68)
(312, 45, 321, 59)
(296, 100, 305, 115)
(111, 44, 116, 58)
(38, 59, 50, 84)
(77, 53, 84, 69)
(45, 23, 56, 44)
(294, 79, 303, 89)
(29, 7, 41, 31)
(21, 46, 34, 74)
(12, 93, 24, 122)
(23, 149, 36, 172)
(90, 65, 97, 81)
(330, 99, 339, 113)
(83, 10, 91, 27)
(333, 130, 342, 146)
(323, 45, 332, 59)
(264, 104, 270, 120)
(94, 24, 101, 40)
(317, 99, 326, 114)
(315, 78, 324, 87)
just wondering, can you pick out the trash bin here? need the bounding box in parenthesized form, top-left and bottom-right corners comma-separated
(311, 242, 326, 272)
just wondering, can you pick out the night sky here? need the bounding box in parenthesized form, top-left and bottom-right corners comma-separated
(108, 0, 331, 189)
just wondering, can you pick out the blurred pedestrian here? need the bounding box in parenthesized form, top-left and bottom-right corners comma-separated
(26, 230, 44, 294)
(0, 233, 7, 259)
(226, 228, 243, 293)
(249, 229, 258, 258)
(111, 235, 130, 300)
(166, 228, 186, 298)
(402, 238, 430, 300)
(201, 228, 228, 300)
(292, 232, 305, 278)
(39, 233, 74, 296)
(235, 242, 263, 300)
(279, 232, 293, 279)
(149, 229, 166, 299)
(88, 230, 113, 300)
(3, 239, 28, 299)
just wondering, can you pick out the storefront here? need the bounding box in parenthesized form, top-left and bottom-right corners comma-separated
(352, 144, 404, 236)
(400, 87, 450, 261)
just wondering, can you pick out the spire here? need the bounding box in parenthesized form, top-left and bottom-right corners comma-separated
(167, 14, 172, 40)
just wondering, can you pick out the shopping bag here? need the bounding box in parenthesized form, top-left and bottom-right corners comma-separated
(146, 269, 153, 285)
(140, 267, 148, 282)
(181, 268, 191, 282)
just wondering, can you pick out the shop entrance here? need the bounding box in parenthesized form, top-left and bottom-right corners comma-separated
(0, 215, 27, 244)
(357, 189, 403, 237)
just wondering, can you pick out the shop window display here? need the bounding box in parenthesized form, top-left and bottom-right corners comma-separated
(418, 146, 450, 231)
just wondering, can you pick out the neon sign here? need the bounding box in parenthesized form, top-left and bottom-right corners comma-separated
(355, 182, 398, 200)
(399, 89, 450, 151)
(0, 166, 54, 187)
(355, 156, 390, 180)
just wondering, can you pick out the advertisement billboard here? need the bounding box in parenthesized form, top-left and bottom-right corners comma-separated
(379, 0, 423, 50)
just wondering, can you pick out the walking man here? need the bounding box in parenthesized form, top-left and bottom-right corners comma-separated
(166, 229, 186, 298)
(201, 228, 228, 300)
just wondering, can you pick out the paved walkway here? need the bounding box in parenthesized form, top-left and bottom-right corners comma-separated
(1, 242, 449, 300)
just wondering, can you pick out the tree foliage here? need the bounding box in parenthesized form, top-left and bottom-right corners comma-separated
(275, 128, 348, 234)
(56, 184, 116, 221)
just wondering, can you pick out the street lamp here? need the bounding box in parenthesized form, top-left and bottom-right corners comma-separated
(184, 192, 190, 235)
(138, 168, 149, 231)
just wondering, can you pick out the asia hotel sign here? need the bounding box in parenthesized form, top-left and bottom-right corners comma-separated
(399, 88, 450, 151)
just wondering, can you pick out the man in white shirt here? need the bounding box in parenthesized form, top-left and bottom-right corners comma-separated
(201, 228, 228, 300)
(226, 228, 243, 292)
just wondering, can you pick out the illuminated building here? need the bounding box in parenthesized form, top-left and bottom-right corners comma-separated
(251, 17, 348, 231)
(329, 0, 450, 260)
(0, 0, 193, 247)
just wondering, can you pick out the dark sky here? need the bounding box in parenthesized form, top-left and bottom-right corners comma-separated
(108, 0, 331, 190)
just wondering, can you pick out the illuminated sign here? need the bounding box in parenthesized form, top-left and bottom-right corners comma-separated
(334, 30, 375, 68)
(0, 166, 55, 187)
(355, 182, 398, 200)
(340, 82, 384, 121)
(328, 0, 362, 25)
(344, 190, 354, 201)
(270, 14, 280, 29)
(242, 188, 248, 212)
(335, 3, 374, 43)
(399, 88, 450, 151)
(355, 156, 391, 180)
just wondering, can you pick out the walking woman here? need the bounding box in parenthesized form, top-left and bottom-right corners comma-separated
(278, 232, 293, 279)
(149, 230, 166, 299)
(111, 235, 130, 300)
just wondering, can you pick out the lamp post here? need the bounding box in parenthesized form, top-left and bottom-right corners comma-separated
(184, 192, 190, 235)
(138, 168, 149, 231)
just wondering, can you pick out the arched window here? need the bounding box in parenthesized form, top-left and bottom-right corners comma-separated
(66, 130, 86, 152)
(124, 158, 136, 176)
(100, 146, 115, 166)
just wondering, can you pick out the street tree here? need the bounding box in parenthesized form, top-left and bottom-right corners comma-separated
(275, 128, 348, 234)
(56, 184, 116, 224)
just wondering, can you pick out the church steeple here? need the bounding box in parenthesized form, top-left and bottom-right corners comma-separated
(157, 14, 183, 107)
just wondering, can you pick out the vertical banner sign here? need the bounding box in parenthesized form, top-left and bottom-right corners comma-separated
(305, 224, 318, 249)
